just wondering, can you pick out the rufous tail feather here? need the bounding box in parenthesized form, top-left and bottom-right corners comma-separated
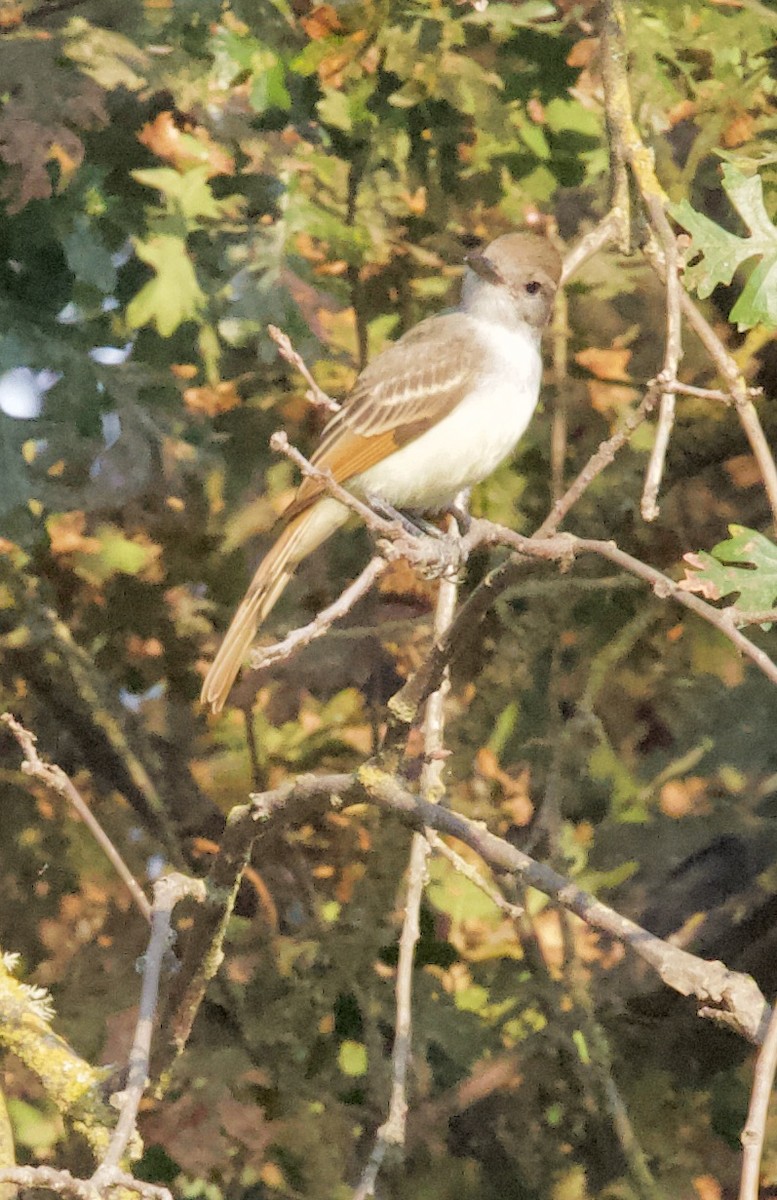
(201, 509, 314, 713)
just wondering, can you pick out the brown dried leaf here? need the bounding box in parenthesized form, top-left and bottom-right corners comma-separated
(724, 453, 760, 489)
(587, 380, 639, 414)
(659, 776, 710, 818)
(692, 1176, 722, 1200)
(678, 554, 722, 600)
(722, 111, 755, 148)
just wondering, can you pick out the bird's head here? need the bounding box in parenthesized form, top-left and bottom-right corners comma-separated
(463, 231, 562, 331)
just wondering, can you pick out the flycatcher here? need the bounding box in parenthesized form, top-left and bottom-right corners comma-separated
(202, 231, 562, 712)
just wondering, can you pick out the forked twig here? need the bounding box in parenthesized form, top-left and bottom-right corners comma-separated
(1, 713, 152, 923)
(268, 325, 340, 414)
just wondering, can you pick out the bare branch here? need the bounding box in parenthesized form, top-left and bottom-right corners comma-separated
(0, 1163, 172, 1199)
(93, 873, 205, 1180)
(355, 763, 770, 1044)
(355, 509, 463, 1198)
(560, 211, 621, 285)
(738, 1001, 777, 1200)
(641, 233, 683, 521)
(427, 833, 524, 921)
(1, 713, 151, 923)
(249, 557, 388, 671)
(269, 431, 396, 537)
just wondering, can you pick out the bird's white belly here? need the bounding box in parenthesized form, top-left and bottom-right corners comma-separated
(352, 324, 542, 510)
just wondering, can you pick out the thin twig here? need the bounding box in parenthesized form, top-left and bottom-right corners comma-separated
(386, 518, 777, 732)
(1, 713, 152, 923)
(662, 379, 762, 404)
(250, 558, 388, 671)
(483, 526, 777, 688)
(92, 872, 206, 1179)
(723, 608, 777, 628)
(267, 325, 340, 414)
(541, 385, 661, 534)
(548, 219, 570, 503)
(560, 210, 621, 285)
(641, 230, 683, 521)
(271, 431, 466, 582)
(426, 833, 524, 921)
(738, 999, 777, 1200)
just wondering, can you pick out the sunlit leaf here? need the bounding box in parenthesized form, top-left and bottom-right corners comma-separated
(680, 525, 777, 621)
(672, 163, 777, 329)
(126, 234, 205, 335)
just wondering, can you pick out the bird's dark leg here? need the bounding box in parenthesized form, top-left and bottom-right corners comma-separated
(363, 493, 444, 539)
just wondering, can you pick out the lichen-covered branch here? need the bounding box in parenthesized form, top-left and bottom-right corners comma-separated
(0, 954, 114, 1156)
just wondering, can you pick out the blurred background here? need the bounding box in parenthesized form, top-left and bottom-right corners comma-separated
(0, 0, 776, 1195)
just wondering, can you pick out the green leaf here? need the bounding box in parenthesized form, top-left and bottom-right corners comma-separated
(72, 524, 159, 582)
(132, 166, 224, 222)
(249, 52, 291, 114)
(126, 234, 205, 336)
(338, 1040, 367, 1077)
(671, 164, 777, 330)
(680, 525, 777, 621)
(210, 25, 290, 113)
(62, 215, 117, 293)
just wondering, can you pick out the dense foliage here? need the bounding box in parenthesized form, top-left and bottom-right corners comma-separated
(0, 0, 776, 1197)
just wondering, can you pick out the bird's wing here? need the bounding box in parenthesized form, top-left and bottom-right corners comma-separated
(285, 312, 487, 516)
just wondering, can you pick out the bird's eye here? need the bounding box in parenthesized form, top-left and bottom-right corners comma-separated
(525, 280, 542, 295)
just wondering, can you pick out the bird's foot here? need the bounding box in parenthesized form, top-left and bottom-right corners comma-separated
(439, 502, 472, 534)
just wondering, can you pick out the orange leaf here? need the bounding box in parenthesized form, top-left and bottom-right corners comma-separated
(586, 380, 639, 414)
(667, 99, 697, 127)
(660, 777, 709, 819)
(692, 1176, 722, 1200)
(171, 362, 198, 380)
(301, 4, 343, 37)
(722, 111, 755, 148)
(575, 345, 632, 381)
(184, 380, 242, 416)
(138, 111, 234, 177)
(566, 37, 598, 68)
(47, 511, 100, 557)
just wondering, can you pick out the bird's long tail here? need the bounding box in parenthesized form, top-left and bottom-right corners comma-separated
(201, 502, 342, 714)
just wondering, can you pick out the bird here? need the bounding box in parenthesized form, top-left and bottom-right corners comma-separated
(201, 230, 562, 713)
